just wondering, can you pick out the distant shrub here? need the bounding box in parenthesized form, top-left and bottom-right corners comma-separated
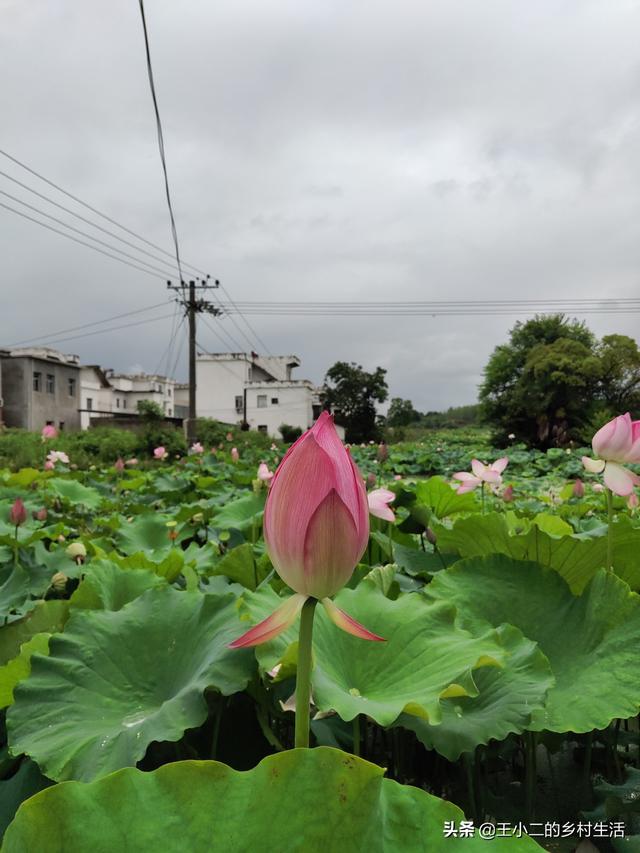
(279, 424, 302, 443)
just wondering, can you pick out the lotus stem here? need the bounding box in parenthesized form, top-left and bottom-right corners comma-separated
(606, 488, 614, 571)
(353, 714, 361, 756)
(481, 482, 485, 515)
(294, 597, 317, 748)
(524, 731, 537, 822)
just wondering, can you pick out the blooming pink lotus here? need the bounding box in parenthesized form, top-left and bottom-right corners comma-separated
(190, 442, 204, 455)
(230, 412, 384, 648)
(41, 424, 57, 440)
(45, 450, 69, 469)
(9, 498, 27, 527)
(582, 413, 640, 496)
(367, 488, 395, 522)
(257, 462, 274, 483)
(153, 446, 168, 460)
(230, 447, 240, 462)
(453, 458, 509, 494)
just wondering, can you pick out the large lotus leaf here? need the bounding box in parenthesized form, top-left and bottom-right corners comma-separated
(0, 759, 52, 842)
(0, 600, 68, 665)
(0, 633, 50, 708)
(0, 565, 34, 624)
(434, 513, 640, 593)
(69, 560, 165, 610)
(107, 548, 185, 582)
(47, 478, 103, 510)
(211, 492, 265, 533)
(2, 747, 542, 853)
(7, 587, 255, 781)
(115, 513, 180, 554)
(210, 542, 265, 590)
(424, 555, 640, 732)
(395, 624, 554, 760)
(311, 584, 505, 727)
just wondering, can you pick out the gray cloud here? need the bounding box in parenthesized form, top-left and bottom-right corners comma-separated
(1, 0, 640, 412)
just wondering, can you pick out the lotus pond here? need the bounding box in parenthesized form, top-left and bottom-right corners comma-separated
(0, 429, 639, 852)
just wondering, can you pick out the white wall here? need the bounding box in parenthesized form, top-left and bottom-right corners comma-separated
(196, 357, 249, 423)
(245, 383, 314, 436)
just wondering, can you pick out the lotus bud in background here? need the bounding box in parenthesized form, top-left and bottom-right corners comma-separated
(582, 413, 640, 496)
(366, 471, 377, 489)
(44, 460, 55, 471)
(114, 457, 125, 473)
(66, 542, 87, 564)
(367, 488, 396, 522)
(230, 411, 384, 648)
(190, 442, 204, 455)
(9, 498, 27, 527)
(257, 462, 274, 484)
(231, 447, 240, 462)
(125, 458, 138, 466)
(33, 507, 48, 522)
(41, 424, 58, 440)
(629, 492, 639, 510)
(425, 527, 437, 546)
(226, 432, 233, 441)
(573, 478, 585, 498)
(153, 446, 168, 461)
(377, 442, 388, 462)
(502, 484, 514, 502)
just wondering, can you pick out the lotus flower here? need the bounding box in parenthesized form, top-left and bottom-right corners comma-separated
(582, 413, 640, 496)
(573, 478, 585, 498)
(257, 462, 273, 483)
(46, 450, 69, 468)
(9, 498, 27, 527)
(153, 446, 169, 460)
(231, 447, 240, 462)
(453, 458, 509, 494)
(367, 488, 395, 522)
(114, 458, 125, 472)
(41, 424, 57, 440)
(190, 442, 204, 455)
(629, 492, 639, 510)
(502, 484, 514, 502)
(230, 412, 384, 648)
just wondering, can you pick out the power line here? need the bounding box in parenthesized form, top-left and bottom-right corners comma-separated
(0, 148, 205, 278)
(218, 282, 272, 355)
(0, 200, 169, 281)
(0, 168, 189, 274)
(0, 189, 177, 278)
(6, 301, 173, 348)
(21, 311, 177, 349)
(137, 0, 185, 287)
(200, 312, 247, 353)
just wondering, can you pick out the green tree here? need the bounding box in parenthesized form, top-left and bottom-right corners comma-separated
(322, 362, 388, 443)
(386, 397, 422, 427)
(596, 334, 640, 412)
(479, 315, 601, 447)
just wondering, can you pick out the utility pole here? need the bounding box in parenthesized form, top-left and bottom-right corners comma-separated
(167, 276, 221, 444)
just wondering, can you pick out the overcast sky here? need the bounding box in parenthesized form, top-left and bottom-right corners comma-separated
(1, 0, 639, 411)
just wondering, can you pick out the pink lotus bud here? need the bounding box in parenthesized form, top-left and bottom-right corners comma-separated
(231, 447, 240, 462)
(573, 478, 585, 498)
(502, 484, 514, 502)
(393, 474, 402, 481)
(41, 424, 58, 440)
(226, 432, 233, 442)
(377, 442, 388, 462)
(629, 492, 639, 510)
(125, 458, 138, 466)
(592, 483, 604, 493)
(230, 412, 383, 648)
(114, 458, 125, 472)
(257, 462, 273, 483)
(44, 460, 54, 471)
(366, 472, 377, 489)
(33, 507, 48, 521)
(9, 498, 27, 526)
(153, 446, 168, 460)
(367, 488, 396, 522)
(425, 527, 437, 545)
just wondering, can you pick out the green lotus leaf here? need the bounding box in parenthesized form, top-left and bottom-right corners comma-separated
(311, 584, 506, 727)
(210, 542, 265, 590)
(69, 560, 165, 610)
(0, 565, 34, 624)
(433, 513, 640, 594)
(47, 478, 103, 510)
(414, 476, 478, 518)
(0, 633, 51, 709)
(0, 601, 68, 665)
(210, 492, 265, 533)
(115, 513, 182, 555)
(0, 759, 52, 843)
(2, 747, 542, 853)
(395, 624, 554, 760)
(7, 587, 255, 781)
(424, 555, 640, 732)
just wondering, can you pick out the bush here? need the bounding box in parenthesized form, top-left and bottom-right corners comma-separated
(279, 424, 302, 443)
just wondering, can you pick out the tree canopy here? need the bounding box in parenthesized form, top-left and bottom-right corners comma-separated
(479, 315, 640, 447)
(322, 361, 388, 443)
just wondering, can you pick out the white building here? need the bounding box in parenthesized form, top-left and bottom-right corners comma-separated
(79, 365, 114, 430)
(79, 369, 177, 429)
(183, 352, 318, 437)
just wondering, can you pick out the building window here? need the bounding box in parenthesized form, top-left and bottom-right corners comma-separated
(168, 408, 172, 416)
(235, 395, 243, 413)
(257, 394, 267, 408)
(68, 377, 76, 396)
(86, 398, 93, 411)
(258, 425, 268, 433)
(168, 387, 172, 396)
(59, 421, 65, 431)
(116, 398, 120, 409)
(271, 397, 279, 405)
(46, 374, 55, 394)
(33, 371, 42, 392)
